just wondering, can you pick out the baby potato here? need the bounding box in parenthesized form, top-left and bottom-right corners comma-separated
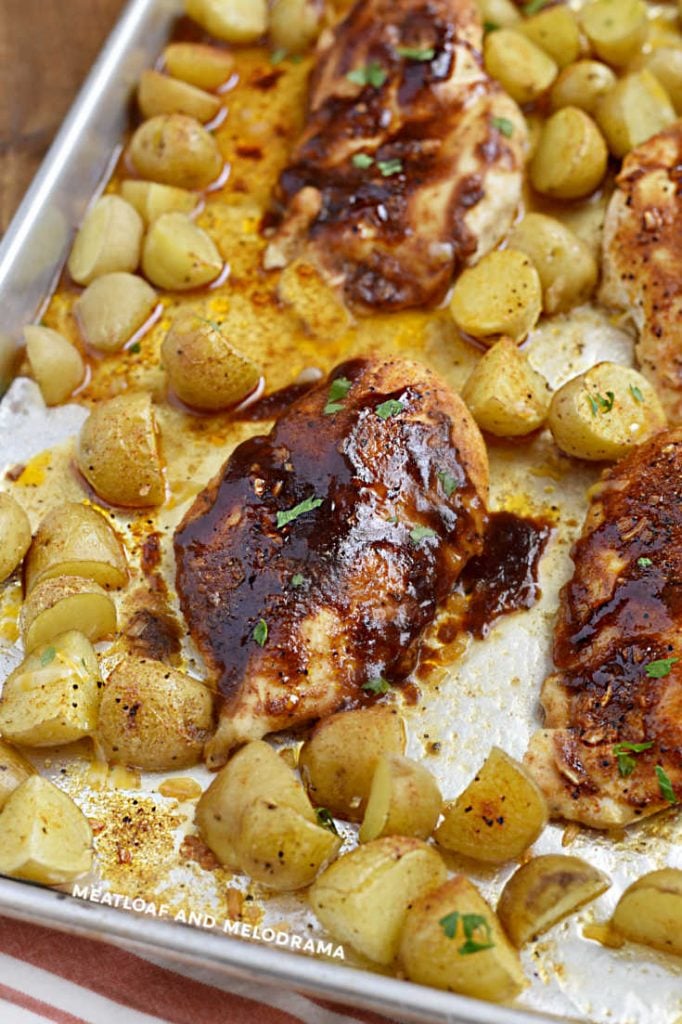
(399, 875, 526, 1002)
(644, 47, 682, 114)
(580, 0, 648, 66)
(76, 272, 157, 353)
(310, 837, 447, 964)
(484, 29, 558, 104)
(270, 0, 322, 53)
(521, 7, 581, 69)
(548, 362, 667, 461)
(77, 393, 165, 508)
(0, 492, 32, 583)
(596, 70, 676, 158)
(185, 0, 268, 43)
(120, 180, 197, 224)
(450, 249, 542, 344)
(67, 195, 143, 286)
(461, 338, 551, 438)
(98, 656, 214, 771)
(530, 107, 608, 199)
(138, 70, 221, 124)
(0, 631, 102, 747)
(128, 114, 223, 189)
(163, 42, 234, 90)
(0, 741, 35, 811)
(498, 854, 610, 947)
(359, 755, 442, 842)
(476, 0, 520, 29)
(24, 325, 84, 406)
(611, 868, 682, 956)
(508, 212, 598, 314)
(25, 502, 128, 593)
(20, 576, 117, 653)
(142, 212, 223, 291)
(550, 60, 617, 114)
(0, 775, 92, 885)
(161, 312, 261, 410)
(299, 707, 406, 821)
(435, 747, 548, 863)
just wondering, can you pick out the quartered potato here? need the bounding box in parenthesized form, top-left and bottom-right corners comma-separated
(98, 656, 214, 770)
(310, 837, 447, 964)
(163, 42, 234, 90)
(520, 7, 581, 69)
(644, 47, 682, 114)
(359, 754, 442, 843)
(270, 0, 323, 53)
(120, 180, 198, 224)
(298, 707, 406, 821)
(435, 747, 548, 863)
(185, 0, 268, 44)
(450, 249, 542, 344)
(484, 29, 558, 104)
(596, 70, 676, 158)
(77, 392, 165, 508)
(530, 107, 608, 199)
(25, 502, 128, 593)
(508, 213, 598, 315)
(580, 0, 648, 66)
(75, 272, 157, 353)
(550, 60, 617, 115)
(498, 855, 610, 947)
(401, 875, 526, 1001)
(138, 70, 221, 123)
(462, 338, 551, 438)
(67, 195, 143, 286)
(128, 114, 223, 189)
(0, 741, 35, 811)
(142, 212, 223, 291)
(548, 362, 667, 461)
(0, 631, 102, 746)
(24, 325, 84, 406)
(611, 868, 682, 957)
(0, 776, 93, 885)
(476, 0, 520, 28)
(161, 312, 261, 410)
(20, 576, 117, 653)
(0, 493, 32, 583)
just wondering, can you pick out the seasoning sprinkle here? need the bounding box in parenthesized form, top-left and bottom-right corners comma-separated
(491, 116, 514, 138)
(377, 158, 403, 177)
(316, 808, 339, 834)
(410, 525, 437, 544)
(347, 61, 387, 88)
(376, 399, 405, 420)
(645, 657, 679, 678)
(276, 495, 323, 529)
(352, 153, 374, 170)
(396, 46, 435, 61)
(362, 677, 391, 695)
(253, 619, 268, 647)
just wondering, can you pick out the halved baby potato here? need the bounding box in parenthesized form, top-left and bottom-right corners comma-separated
(128, 114, 223, 190)
(24, 326, 84, 406)
(0, 492, 32, 583)
(0, 740, 36, 811)
(25, 502, 128, 593)
(76, 272, 157, 353)
(120, 181, 198, 225)
(185, 0, 268, 44)
(451, 249, 542, 344)
(530, 107, 608, 199)
(644, 47, 682, 115)
(550, 60, 617, 115)
(462, 338, 551, 438)
(359, 754, 442, 843)
(611, 868, 682, 957)
(580, 0, 648, 67)
(67, 195, 143, 286)
(498, 854, 611, 947)
(163, 42, 234, 90)
(270, 0, 322, 54)
(520, 6, 581, 69)
(484, 29, 558, 104)
(476, 0, 520, 28)
(595, 69, 676, 158)
(142, 212, 223, 291)
(435, 747, 548, 863)
(20, 576, 117, 653)
(508, 213, 598, 315)
(138, 70, 221, 123)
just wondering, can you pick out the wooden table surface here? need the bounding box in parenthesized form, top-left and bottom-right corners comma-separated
(0, 0, 127, 233)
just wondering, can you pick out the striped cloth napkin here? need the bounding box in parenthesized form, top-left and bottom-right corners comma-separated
(0, 917, 397, 1024)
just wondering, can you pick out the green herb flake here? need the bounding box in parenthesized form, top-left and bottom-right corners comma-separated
(613, 740, 653, 778)
(40, 646, 56, 667)
(655, 764, 677, 804)
(253, 619, 268, 647)
(270, 48, 287, 64)
(645, 657, 679, 678)
(377, 158, 403, 177)
(316, 808, 340, 835)
(637, 557, 653, 568)
(439, 912, 495, 954)
(437, 471, 458, 497)
(522, 0, 550, 13)
(410, 525, 437, 544)
(347, 61, 387, 88)
(376, 398, 405, 420)
(491, 116, 514, 138)
(352, 152, 374, 170)
(396, 46, 435, 61)
(439, 911, 460, 940)
(291, 573, 305, 588)
(129, 341, 141, 354)
(483, 19, 500, 32)
(323, 375, 353, 415)
(630, 384, 645, 403)
(362, 676, 391, 695)
(587, 391, 615, 416)
(276, 495, 324, 529)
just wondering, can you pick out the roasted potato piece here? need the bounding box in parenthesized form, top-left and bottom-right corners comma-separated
(120, 181, 197, 224)
(550, 60, 617, 114)
(142, 212, 223, 291)
(521, 6, 581, 69)
(0, 631, 102, 746)
(20, 576, 116, 653)
(530, 107, 607, 199)
(0, 742, 35, 811)
(580, 0, 648, 66)
(138, 70, 221, 123)
(77, 393, 165, 508)
(270, 0, 322, 53)
(611, 868, 682, 956)
(359, 755, 442, 842)
(548, 361, 667, 461)
(25, 502, 128, 593)
(161, 312, 261, 410)
(595, 70, 676, 158)
(644, 47, 682, 114)
(310, 837, 447, 964)
(400, 875, 526, 1001)
(24, 326, 84, 406)
(128, 114, 223, 189)
(75, 272, 157, 353)
(163, 42, 234, 90)
(0, 776, 92, 885)
(508, 213, 598, 314)
(450, 249, 542, 344)
(462, 338, 551, 438)
(435, 747, 548, 863)
(98, 656, 213, 770)
(0, 493, 31, 583)
(484, 29, 558, 104)
(185, 0, 268, 44)
(476, 0, 520, 29)
(67, 195, 143, 286)
(498, 855, 610, 947)
(299, 707, 406, 821)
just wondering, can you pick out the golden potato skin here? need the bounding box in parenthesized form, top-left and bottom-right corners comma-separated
(530, 107, 608, 199)
(270, 0, 322, 54)
(596, 70, 676, 158)
(462, 338, 551, 438)
(299, 707, 406, 821)
(644, 47, 682, 114)
(185, 0, 268, 43)
(128, 114, 223, 189)
(137, 70, 221, 123)
(521, 6, 581, 69)
(76, 272, 157, 353)
(67, 195, 143, 286)
(580, 0, 648, 66)
(0, 492, 31, 583)
(98, 656, 214, 771)
(484, 29, 557, 104)
(24, 326, 85, 406)
(550, 60, 617, 115)
(310, 836, 447, 964)
(508, 213, 598, 315)
(400, 875, 526, 1002)
(359, 754, 442, 842)
(451, 250, 542, 344)
(120, 181, 197, 224)
(142, 213, 223, 291)
(611, 868, 682, 957)
(163, 42, 234, 90)
(476, 0, 520, 28)
(0, 740, 36, 811)
(20, 576, 117, 653)
(25, 502, 128, 592)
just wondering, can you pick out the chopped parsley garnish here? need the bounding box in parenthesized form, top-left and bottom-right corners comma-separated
(40, 646, 56, 667)
(491, 116, 514, 138)
(276, 495, 323, 529)
(270, 48, 287, 64)
(363, 677, 391, 695)
(645, 657, 679, 678)
(323, 375, 352, 415)
(376, 398, 405, 420)
(437, 471, 458, 497)
(613, 740, 653, 778)
(316, 808, 339, 834)
(483, 19, 499, 32)
(352, 153, 374, 170)
(291, 573, 305, 588)
(377, 158, 403, 177)
(410, 525, 437, 544)
(439, 912, 495, 954)
(396, 46, 435, 61)
(637, 557, 653, 568)
(253, 619, 268, 647)
(523, 0, 550, 13)
(588, 390, 615, 416)
(655, 765, 677, 804)
(630, 384, 645, 403)
(347, 61, 387, 88)
(129, 341, 141, 354)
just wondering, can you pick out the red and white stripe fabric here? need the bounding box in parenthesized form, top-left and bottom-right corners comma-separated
(0, 917, 396, 1024)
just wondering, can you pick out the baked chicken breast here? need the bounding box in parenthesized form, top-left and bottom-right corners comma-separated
(174, 357, 488, 767)
(264, 0, 526, 312)
(601, 122, 682, 423)
(525, 430, 682, 828)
